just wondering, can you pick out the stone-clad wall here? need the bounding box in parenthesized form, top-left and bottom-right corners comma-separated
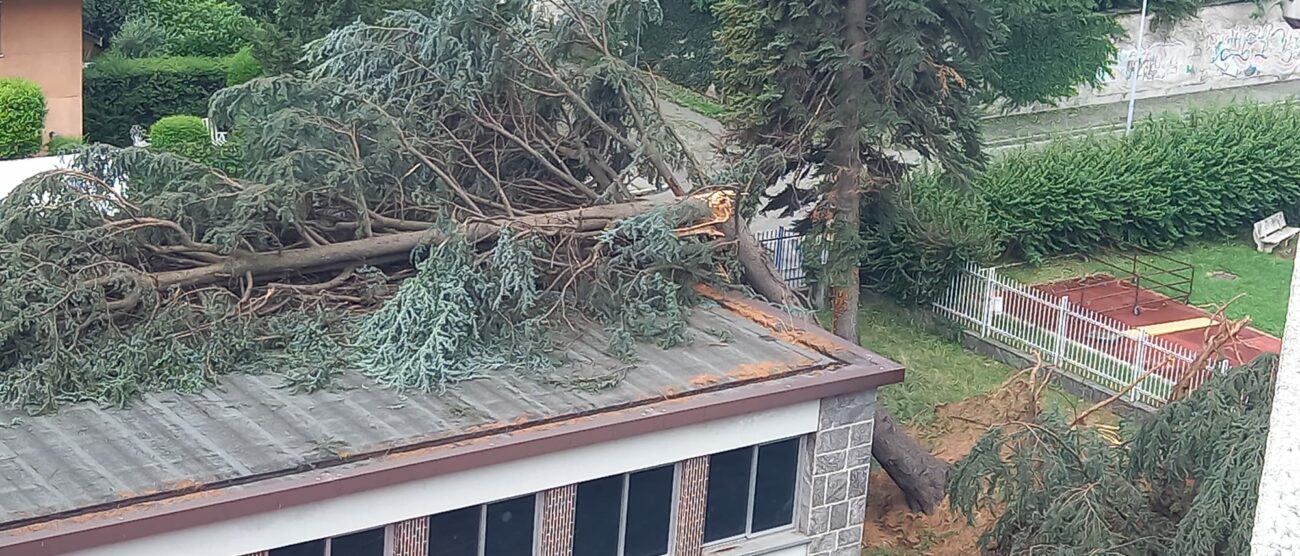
(801, 390, 875, 556)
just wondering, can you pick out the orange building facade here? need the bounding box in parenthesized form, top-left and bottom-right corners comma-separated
(0, 0, 84, 140)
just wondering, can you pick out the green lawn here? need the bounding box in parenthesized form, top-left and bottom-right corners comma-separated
(1001, 242, 1292, 336)
(859, 297, 1091, 426)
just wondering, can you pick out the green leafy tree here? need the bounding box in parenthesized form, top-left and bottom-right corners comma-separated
(235, 0, 438, 74)
(0, 79, 48, 160)
(713, 0, 1119, 513)
(108, 17, 175, 58)
(0, 0, 719, 413)
(134, 0, 256, 56)
(950, 354, 1274, 554)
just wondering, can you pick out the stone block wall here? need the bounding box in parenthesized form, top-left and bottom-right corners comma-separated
(801, 390, 875, 556)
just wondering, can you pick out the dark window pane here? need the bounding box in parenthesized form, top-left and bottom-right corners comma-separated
(269, 539, 325, 556)
(625, 465, 674, 556)
(704, 447, 753, 543)
(484, 494, 535, 556)
(574, 472, 624, 556)
(753, 438, 800, 532)
(332, 527, 385, 556)
(574, 475, 624, 556)
(428, 506, 481, 556)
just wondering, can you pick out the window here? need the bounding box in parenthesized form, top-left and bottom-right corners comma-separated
(573, 464, 676, 556)
(268, 527, 385, 556)
(703, 437, 802, 543)
(427, 494, 538, 556)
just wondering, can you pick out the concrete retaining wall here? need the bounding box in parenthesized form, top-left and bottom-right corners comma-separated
(1037, 2, 1300, 110)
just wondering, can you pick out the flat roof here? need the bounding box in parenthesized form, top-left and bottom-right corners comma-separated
(0, 289, 904, 554)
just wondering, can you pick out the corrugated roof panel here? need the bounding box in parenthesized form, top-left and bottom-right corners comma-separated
(0, 306, 841, 527)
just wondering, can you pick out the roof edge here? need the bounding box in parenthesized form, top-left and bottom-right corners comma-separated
(1, 360, 902, 555)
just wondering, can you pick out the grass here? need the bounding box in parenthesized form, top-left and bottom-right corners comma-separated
(1001, 241, 1293, 336)
(859, 296, 1092, 427)
(653, 78, 729, 118)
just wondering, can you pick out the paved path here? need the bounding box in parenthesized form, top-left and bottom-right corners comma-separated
(983, 80, 1300, 150)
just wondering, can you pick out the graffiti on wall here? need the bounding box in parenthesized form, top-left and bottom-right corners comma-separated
(1063, 2, 1300, 107)
(1211, 26, 1300, 77)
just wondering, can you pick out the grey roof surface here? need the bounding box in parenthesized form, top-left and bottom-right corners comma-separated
(0, 305, 838, 528)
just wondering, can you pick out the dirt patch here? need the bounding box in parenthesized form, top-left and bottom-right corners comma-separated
(862, 371, 1117, 555)
(1207, 270, 1238, 281)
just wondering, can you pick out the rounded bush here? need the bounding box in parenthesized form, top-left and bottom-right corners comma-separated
(0, 78, 48, 160)
(149, 115, 212, 162)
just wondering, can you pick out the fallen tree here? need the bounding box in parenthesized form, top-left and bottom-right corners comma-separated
(0, 0, 771, 413)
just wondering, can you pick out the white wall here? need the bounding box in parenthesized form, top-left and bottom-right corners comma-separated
(66, 400, 822, 556)
(0, 155, 70, 200)
(1041, 2, 1300, 109)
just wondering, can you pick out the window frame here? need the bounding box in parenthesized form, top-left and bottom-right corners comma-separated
(573, 463, 681, 556)
(268, 526, 392, 556)
(701, 436, 806, 547)
(427, 493, 542, 556)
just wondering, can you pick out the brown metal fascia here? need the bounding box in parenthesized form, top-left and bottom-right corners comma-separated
(0, 361, 903, 556)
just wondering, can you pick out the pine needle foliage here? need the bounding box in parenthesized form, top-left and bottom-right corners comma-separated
(0, 0, 715, 413)
(950, 354, 1276, 555)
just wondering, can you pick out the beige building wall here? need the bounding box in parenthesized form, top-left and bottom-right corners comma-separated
(0, 0, 84, 139)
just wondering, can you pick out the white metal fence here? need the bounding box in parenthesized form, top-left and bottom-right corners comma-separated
(934, 263, 1226, 409)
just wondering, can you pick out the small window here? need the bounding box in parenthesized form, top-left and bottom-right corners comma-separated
(427, 494, 538, 556)
(703, 437, 802, 544)
(268, 527, 384, 556)
(573, 464, 676, 556)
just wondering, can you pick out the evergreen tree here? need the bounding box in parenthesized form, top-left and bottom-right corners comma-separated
(950, 354, 1274, 554)
(712, 0, 1118, 512)
(0, 0, 735, 413)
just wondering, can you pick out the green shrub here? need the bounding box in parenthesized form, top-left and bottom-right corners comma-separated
(134, 0, 255, 57)
(223, 47, 263, 86)
(149, 115, 212, 161)
(47, 135, 85, 155)
(638, 0, 719, 92)
(108, 16, 173, 58)
(857, 176, 1001, 305)
(0, 79, 48, 160)
(977, 103, 1300, 260)
(84, 56, 227, 145)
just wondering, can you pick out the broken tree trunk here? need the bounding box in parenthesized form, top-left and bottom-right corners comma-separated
(872, 407, 950, 513)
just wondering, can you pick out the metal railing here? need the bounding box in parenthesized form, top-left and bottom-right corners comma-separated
(934, 263, 1226, 409)
(754, 227, 806, 288)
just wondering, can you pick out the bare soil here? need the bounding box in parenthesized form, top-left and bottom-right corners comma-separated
(861, 374, 1118, 555)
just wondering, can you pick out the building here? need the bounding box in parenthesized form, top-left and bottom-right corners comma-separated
(0, 0, 84, 140)
(0, 290, 903, 556)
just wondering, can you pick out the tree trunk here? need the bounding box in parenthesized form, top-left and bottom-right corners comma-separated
(872, 408, 950, 513)
(722, 215, 807, 312)
(832, 0, 951, 515)
(149, 198, 708, 290)
(828, 0, 866, 341)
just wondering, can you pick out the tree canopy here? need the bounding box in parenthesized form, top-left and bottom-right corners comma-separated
(0, 0, 735, 414)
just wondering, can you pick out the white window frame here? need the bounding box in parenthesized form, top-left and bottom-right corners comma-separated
(575, 463, 681, 556)
(701, 436, 806, 547)
(427, 494, 541, 556)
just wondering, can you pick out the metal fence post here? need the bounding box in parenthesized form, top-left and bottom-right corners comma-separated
(1053, 296, 1070, 366)
(980, 266, 995, 338)
(1130, 330, 1149, 402)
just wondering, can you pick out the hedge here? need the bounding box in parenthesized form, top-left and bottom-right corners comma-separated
(862, 102, 1300, 304)
(979, 103, 1300, 261)
(0, 79, 47, 160)
(84, 52, 263, 146)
